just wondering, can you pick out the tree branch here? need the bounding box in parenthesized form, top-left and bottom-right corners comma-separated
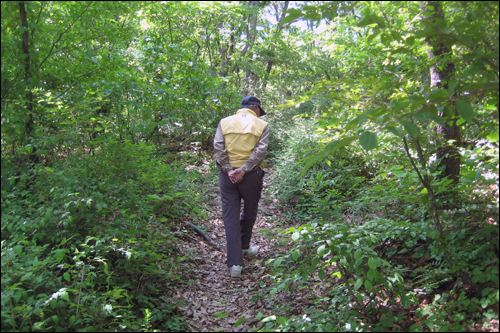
(403, 137, 481, 295)
(37, 2, 92, 72)
(185, 221, 220, 250)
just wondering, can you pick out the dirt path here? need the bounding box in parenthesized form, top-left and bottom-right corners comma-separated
(173, 168, 285, 332)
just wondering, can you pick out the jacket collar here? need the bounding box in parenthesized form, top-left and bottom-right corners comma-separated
(236, 108, 257, 117)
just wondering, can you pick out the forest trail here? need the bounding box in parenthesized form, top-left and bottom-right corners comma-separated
(173, 167, 288, 332)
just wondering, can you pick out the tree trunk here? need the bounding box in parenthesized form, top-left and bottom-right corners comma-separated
(218, 22, 236, 77)
(241, 1, 259, 94)
(422, 1, 460, 185)
(20, 1, 37, 164)
(263, 1, 289, 88)
(240, 1, 259, 59)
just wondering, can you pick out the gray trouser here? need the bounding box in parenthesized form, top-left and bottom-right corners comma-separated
(219, 168, 264, 267)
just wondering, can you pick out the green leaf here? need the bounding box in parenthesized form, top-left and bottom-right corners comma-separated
(318, 269, 326, 280)
(427, 89, 449, 103)
(282, 9, 302, 24)
(357, 16, 375, 27)
(317, 244, 326, 256)
(429, 113, 446, 126)
(400, 120, 420, 137)
(54, 249, 66, 263)
(354, 278, 363, 290)
(44, 167, 54, 172)
(273, 258, 282, 268)
(367, 30, 380, 43)
(354, 248, 362, 261)
(455, 99, 476, 122)
(292, 249, 301, 261)
(323, 136, 358, 156)
(13, 245, 23, 255)
(358, 14, 382, 27)
(487, 132, 499, 142)
(311, 257, 319, 270)
(234, 317, 245, 328)
(367, 269, 375, 281)
(386, 125, 403, 137)
(359, 131, 378, 151)
(346, 117, 359, 130)
(277, 317, 288, 327)
(447, 79, 459, 95)
(64, 272, 70, 282)
(474, 168, 483, 181)
(390, 30, 401, 41)
(364, 280, 373, 292)
(60, 290, 70, 301)
(368, 258, 377, 270)
(381, 32, 392, 45)
(401, 294, 410, 307)
(255, 312, 265, 320)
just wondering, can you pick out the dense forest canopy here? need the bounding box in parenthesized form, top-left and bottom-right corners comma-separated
(1, 1, 498, 332)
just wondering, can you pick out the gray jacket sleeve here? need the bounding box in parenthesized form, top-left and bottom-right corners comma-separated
(241, 125, 269, 173)
(213, 123, 233, 172)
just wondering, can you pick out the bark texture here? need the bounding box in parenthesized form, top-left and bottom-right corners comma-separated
(20, 1, 37, 163)
(422, 1, 461, 184)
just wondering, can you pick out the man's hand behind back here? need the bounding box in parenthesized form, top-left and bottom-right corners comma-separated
(227, 168, 245, 184)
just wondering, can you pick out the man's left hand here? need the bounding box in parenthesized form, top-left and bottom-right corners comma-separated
(229, 168, 245, 184)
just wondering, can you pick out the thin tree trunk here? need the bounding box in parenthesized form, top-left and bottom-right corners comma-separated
(241, 1, 259, 94)
(20, 1, 37, 164)
(263, 1, 289, 88)
(240, 1, 259, 59)
(422, 1, 460, 185)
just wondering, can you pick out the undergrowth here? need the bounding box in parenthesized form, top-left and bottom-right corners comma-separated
(255, 116, 499, 332)
(1, 140, 205, 332)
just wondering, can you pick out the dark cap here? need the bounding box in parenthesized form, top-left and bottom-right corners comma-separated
(241, 96, 266, 116)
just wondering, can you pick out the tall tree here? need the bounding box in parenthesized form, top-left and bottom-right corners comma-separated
(241, 1, 260, 94)
(422, 1, 461, 185)
(262, 1, 289, 88)
(19, 1, 36, 163)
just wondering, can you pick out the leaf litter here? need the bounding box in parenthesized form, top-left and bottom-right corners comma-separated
(171, 167, 288, 331)
(167, 166, 499, 332)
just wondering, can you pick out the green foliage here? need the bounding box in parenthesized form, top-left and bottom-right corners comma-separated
(270, 118, 368, 219)
(259, 199, 498, 331)
(1, 0, 498, 331)
(1, 141, 202, 331)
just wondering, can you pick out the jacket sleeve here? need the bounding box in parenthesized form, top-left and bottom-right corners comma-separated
(241, 125, 269, 173)
(213, 123, 233, 172)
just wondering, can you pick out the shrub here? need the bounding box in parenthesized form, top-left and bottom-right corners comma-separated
(1, 141, 197, 331)
(269, 118, 368, 219)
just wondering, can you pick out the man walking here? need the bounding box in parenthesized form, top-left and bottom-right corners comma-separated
(214, 96, 269, 278)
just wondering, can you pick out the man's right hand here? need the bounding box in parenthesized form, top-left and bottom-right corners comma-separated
(227, 169, 245, 184)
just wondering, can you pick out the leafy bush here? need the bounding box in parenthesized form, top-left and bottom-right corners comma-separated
(259, 208, 498, 331)
(1, 141, 198, 331)
(270, 118, 368, 219)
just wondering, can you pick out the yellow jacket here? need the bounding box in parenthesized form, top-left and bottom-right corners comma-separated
(219, 108, 268, 169)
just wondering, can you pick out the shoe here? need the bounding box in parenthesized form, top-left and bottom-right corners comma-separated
(230, 265, 242, 278)
(242, 246, 259, 257)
